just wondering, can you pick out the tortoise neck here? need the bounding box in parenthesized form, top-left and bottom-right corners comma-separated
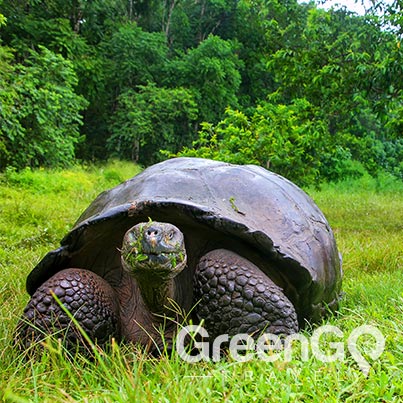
(136, 276, 177, 316)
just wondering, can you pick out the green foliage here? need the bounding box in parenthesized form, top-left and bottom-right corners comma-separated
(108, 84, 198, 164)
(162, 0, 241, 48)
(168, 35, 242, 123)
(266, 5, 403, 179)
(81, 21, 170, 161)
(102, 22, 168, 89)
(0, 45, 17, 168)
(179, 99, 355, 185)
(0, 46, 88, 169)
(0, 13, 5, 27)
(1, 0, 403, 182)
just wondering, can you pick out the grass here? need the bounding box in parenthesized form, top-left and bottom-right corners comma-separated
(1, 162, 403, 402)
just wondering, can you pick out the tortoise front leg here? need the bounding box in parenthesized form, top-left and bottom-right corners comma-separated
(16, 268, 121, 351)
(194, 249, 298, 339)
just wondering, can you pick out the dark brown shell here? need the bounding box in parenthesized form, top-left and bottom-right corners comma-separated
(26, 158, 342, 322)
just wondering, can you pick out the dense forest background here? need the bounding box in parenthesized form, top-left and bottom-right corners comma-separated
(1, 0, 403, 185)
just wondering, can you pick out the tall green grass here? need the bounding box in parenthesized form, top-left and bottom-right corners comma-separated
(1, 164, 403, 402)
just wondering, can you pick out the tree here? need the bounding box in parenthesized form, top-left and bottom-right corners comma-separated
(107, 83, 198, 165)
(167, 35, 242, 123)
(0, 46, 88, 169)
(102, 22, 168, 89)
(266, 5, 403, 178)
(178, 99, 354, 186)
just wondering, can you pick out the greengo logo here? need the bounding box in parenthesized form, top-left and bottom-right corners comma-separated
(176, 324, 385, 376)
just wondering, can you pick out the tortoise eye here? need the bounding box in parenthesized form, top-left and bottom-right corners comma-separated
(168, 231, 174, 240)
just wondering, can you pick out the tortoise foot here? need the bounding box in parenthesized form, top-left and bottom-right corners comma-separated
(16, 268, 121, 351)
(194, 249, 298, 339)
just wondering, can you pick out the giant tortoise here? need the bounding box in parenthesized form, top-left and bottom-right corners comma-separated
(17, 157, 342, 351)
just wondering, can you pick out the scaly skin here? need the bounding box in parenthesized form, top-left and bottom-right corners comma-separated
(194, 249, 299, 339)
(16, 268, 121, 350)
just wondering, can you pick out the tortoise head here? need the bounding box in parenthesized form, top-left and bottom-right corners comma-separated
(121, 221, 187, 280)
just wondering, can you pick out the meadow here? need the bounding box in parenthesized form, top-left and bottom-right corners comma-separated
(1, 161, 403, 402)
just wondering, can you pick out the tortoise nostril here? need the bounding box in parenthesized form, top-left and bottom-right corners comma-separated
(147, 229, 159, 237)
